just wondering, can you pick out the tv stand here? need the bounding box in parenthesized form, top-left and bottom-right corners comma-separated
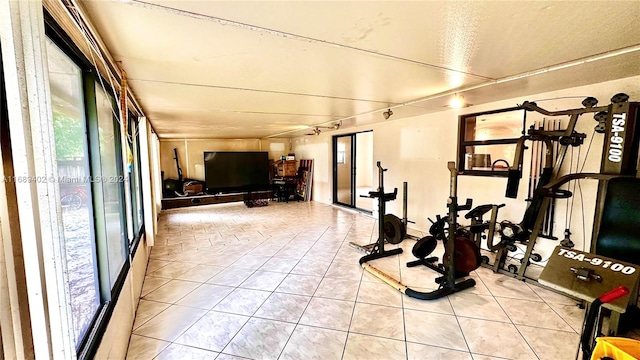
(161, 190, 272, 210)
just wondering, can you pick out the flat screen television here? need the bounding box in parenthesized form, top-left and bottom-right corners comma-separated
(204, 151, 270, 193)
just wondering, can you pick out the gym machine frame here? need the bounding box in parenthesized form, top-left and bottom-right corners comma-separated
(476, 103, 586, 276)
(497, 96, 640, 280)
(358, 161, 476, 300)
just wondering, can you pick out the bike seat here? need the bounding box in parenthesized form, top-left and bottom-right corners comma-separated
(465, 203, 505, 219)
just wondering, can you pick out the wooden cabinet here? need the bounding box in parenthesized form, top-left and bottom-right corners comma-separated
(276, 160, 297, 177)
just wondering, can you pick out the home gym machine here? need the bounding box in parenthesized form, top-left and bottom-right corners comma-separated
(502, 94, 640, 280)
(358, 161, 477, 300)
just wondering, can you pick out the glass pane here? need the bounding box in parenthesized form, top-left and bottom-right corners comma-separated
(135, 135, 144, 229)
(336, 136, 352, 205)
(47, 39, 100, 346)
(131, 119, 143, 234)
(464, 110, 523, 141)
(95, 85, 127, 286)
(355, 132, 373, 211)
(126, 120, 137, 235)
(463, 144, 517, 171)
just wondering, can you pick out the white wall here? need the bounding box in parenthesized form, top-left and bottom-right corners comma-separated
(355, 132, 373, 188)
(94, 240, 149, 359)
(294, 75, 640, 261)
(159, 138, 292, 181)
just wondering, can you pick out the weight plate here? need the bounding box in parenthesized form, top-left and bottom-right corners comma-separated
(429, 216, 449, 240)
(383, 214, 406, 244)
(412, 236, 437, 259)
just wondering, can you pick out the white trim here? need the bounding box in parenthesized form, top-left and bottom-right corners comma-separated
(184, 139, 189, 179)
(0, 0, 74, 358)
(150, 133, 162, 227)
(139, 117, 155, 246)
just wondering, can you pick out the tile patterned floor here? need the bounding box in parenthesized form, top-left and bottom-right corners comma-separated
(126, 201, 635, 359)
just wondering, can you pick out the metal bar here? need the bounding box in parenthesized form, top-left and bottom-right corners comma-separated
(531, 135, 537, 198)
(517, 196, 551, 279)
(542, 120, 551, 234)
(447, 162, 458, 289)
(520, 101, 609, 117)
(463, 138, 522, 146)
(403, 182, 408, 226)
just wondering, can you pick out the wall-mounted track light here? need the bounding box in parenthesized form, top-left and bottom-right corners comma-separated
(383, 109, 393, 120)
(330, 121, 342, 130)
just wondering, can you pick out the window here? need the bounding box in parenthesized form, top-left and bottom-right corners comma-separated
(458, 107, 525, 176)
(128, 115, 144, 239)
(45, 15, 145, 357)
(47, 38, 101, 348)
(336, 141, 346, 164)
(93, 84, 128, 288)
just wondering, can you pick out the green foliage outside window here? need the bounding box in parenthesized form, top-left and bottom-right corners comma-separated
(53, 112, 85, 160)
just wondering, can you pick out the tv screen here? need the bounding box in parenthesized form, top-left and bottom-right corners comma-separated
(204, 151, 270, 193)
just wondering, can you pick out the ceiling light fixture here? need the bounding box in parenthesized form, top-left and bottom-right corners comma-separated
(449, 94, 465, 109)
(313, 121, 342, 132)
(383, 109, 394, 120)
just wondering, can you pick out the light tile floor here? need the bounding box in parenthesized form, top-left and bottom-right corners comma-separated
(126, 201, 638, 360)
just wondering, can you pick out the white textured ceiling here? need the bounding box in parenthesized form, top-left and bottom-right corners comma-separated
(80, 0, 640, 139)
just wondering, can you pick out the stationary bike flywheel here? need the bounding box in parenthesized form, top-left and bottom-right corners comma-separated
(443, 235, 482, 274)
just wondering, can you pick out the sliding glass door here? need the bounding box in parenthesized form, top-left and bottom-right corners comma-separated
(333, 131, 373, 211)
(335, 135, 353, 206)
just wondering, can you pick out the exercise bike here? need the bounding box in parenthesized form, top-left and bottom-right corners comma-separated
(408, 195, 483, 286)
(358, 161, 477, 300)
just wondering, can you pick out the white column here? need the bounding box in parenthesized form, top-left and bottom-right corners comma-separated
(151, 133, 162, 232)
(0, 0, 75, 358)
(138, 117, 155, 246)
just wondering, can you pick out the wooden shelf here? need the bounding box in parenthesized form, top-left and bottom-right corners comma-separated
(275, 160, 297, 177)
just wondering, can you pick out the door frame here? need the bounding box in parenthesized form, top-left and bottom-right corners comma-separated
(332, 130, 373, 212)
